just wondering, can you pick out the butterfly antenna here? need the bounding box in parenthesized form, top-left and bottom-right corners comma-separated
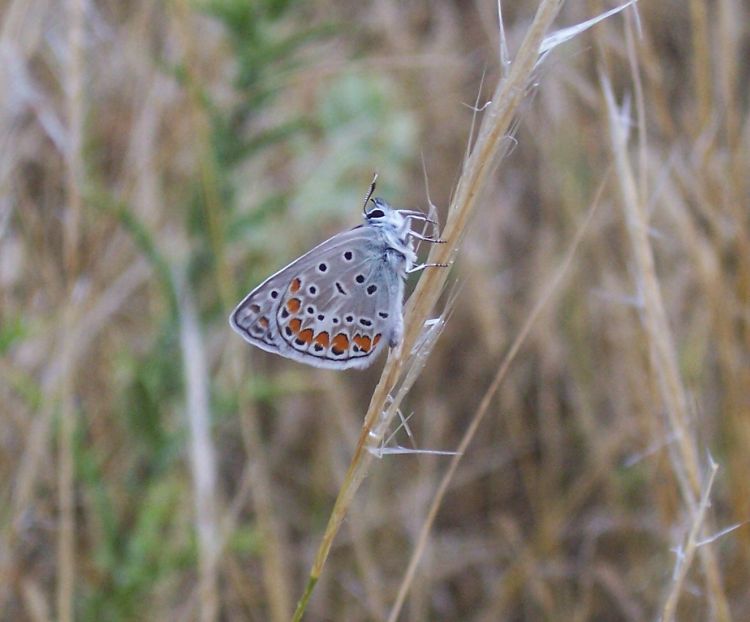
(363, 172, 378, 214)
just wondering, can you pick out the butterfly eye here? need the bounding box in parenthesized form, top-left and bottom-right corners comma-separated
(367, 197, 391, 219)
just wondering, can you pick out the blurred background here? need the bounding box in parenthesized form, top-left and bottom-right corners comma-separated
(1, 0, 749, 620)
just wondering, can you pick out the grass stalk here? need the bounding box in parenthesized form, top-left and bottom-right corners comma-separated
(387, 170, 607, 622)
(3, 0, 746, 618)
(58, 0, 86, 619)
(173, 4, 293, 618)
(178, 279, 221, 622)
(602, 73, 731, 621)
(688, 0, 711, 131)
(56, 315, 77, 622)
(173, 0, 234, 312)
(661, 458, 719, 622)
(291, 1, 564, 619)
(235, 350, 293, 622)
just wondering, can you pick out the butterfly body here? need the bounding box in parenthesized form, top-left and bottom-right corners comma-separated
(230, 197, 424, 369)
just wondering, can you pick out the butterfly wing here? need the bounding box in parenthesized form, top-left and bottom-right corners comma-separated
(230, 226, 403, 369)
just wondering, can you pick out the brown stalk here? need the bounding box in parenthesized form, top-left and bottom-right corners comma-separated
(387, 168, 607, 622)
(601, 74, 731, 621)
(291, 1, 564, 619)
(171, 1, 293, 618)
(58, 0, 86, 620)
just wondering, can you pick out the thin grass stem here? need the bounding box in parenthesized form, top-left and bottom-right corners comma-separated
(388, 168, 607, 622)
(291, 1, 565, 619)
(58, 0, 86, 619)
(602, 72, 731, 621)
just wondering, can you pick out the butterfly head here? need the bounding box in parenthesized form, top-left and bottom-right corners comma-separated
(365, 197, 394, 221)
(361, 176, 411, 234)
(364, 196, 411, 231)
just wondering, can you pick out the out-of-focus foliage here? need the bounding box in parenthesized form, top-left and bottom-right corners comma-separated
(1, 0, 748, 620)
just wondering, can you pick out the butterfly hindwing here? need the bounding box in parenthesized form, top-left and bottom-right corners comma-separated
(231, 226, 400, 369)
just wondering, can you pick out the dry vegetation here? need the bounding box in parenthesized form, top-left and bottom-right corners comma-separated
(1, 1, 749, 621)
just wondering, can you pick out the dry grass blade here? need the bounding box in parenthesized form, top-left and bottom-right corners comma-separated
(234, 348, 294, 622)
(177, 278, 221, 622)
(3, 0, 748, 618)
(291, 1, 564, 619)
(601, 73, 731, 621)
(387, 170, 607, 622)
(56, 301, 78, 622)
(661, 457, 718, 622)
(57, 0, 86, 620)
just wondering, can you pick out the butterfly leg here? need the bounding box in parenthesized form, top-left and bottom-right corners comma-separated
(407, 262, 450, 274)
(401, 210, 438, 225)
(402, 213, 442, 239)
(408, 231, 446, 244)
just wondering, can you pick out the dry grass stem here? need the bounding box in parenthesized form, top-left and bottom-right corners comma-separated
(235, 355, 294, 622)
(57, 0, 86, 620)
(602, 73, 730, 620)
(292, 0, 564, 618)
(177, 0, 294, 616)
(388, 170, 607, 622)
(661, 456, 718, 622)
(2, 0, 748, 619)
(178, 279, 221, 622)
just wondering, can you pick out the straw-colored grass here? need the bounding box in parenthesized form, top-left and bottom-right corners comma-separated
(1, 1, 748, 621)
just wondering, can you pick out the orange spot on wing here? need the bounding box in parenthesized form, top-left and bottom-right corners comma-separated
(373, 334, 382, 347)
(353, 335, 372, 353)
(286, 298, 301, 313)
(297, 329, 314, 345)
(314, 332, 330, 347)
(289, 318, 302, 334)
(258, 317, 269, 328)
(331, 333, 349, 355)
(289, 278, 301, 293)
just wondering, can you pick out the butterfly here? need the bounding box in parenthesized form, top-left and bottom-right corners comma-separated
(229, 176, 444, 369)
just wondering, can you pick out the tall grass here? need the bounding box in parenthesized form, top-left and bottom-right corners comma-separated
(1, 0, 748, 620)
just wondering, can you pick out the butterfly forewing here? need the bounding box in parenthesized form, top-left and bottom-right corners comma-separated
(231, 227, 400, 369)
